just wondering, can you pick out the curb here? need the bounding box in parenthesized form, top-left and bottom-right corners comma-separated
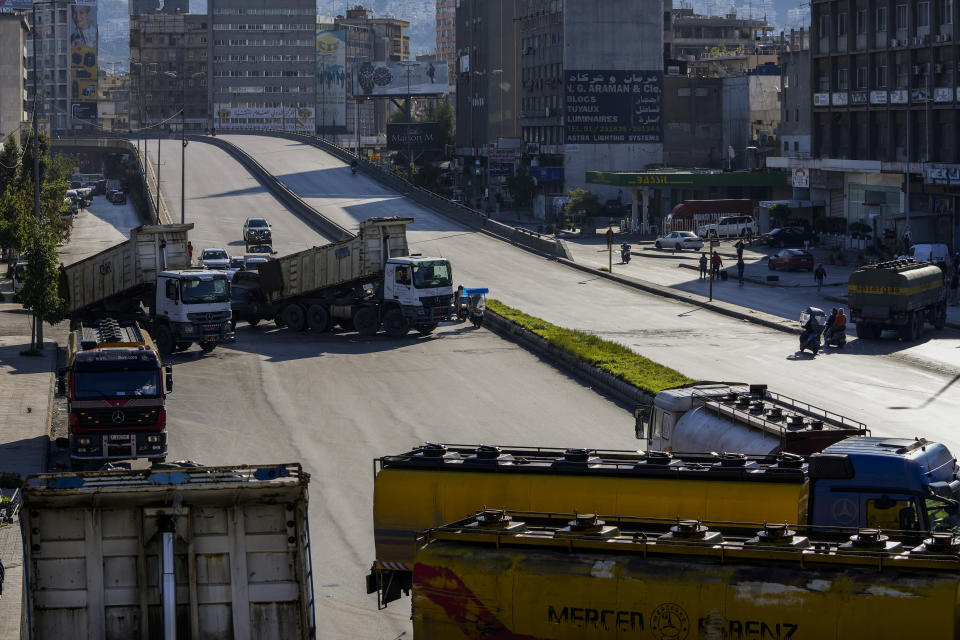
(483, 311, 652, 410)
(676, 262, 849, 289)
(554, 257, 799, 335)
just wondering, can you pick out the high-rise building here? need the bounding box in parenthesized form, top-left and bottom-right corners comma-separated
(98, 73, 130, 132)
(208, 0, 316, 132)
(671, 9, 773, 60)
(435, 0, 456, 88)
(130, 13, 208, 132)
(25, 3, 74, 135)
(0, 14, 29, 143)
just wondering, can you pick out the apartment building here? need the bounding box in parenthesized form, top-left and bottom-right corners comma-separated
(208, 0, 316, 132)
(25, 4, 72, 135)
(0, 14, 29, 142)
(671, 9, 774, 60)
(436, 0, 456, 88)
(98, 73, 130, 132)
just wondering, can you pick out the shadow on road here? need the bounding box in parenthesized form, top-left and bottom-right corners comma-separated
(0, 343, 54, 375)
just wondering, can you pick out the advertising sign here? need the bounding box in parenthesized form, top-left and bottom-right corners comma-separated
(488, 162, 514, 177)
(216, 106, 314, 131)
(0, 0, 34, 11)
(387, 122, 442, 150)
(924, 163, 960, 185)
(792, 168, 809, 188)
(316, 28, 346, 133)
(564, 70, 663, 144)
(354, 61, 448, 97)
(70, 0, 98, 123)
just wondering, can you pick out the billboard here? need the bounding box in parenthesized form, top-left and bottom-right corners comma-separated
(0, 0, 34, 11)
(354, 61, 448, 97)
(70, 0, 98, 123)
(387, 122, 442, 151)
(564, 70, 663, 144)
(316, 27, 346, 133)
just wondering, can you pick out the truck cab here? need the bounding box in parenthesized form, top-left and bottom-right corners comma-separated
(383, 257, 454, 331)
(153, 269, 234, 354)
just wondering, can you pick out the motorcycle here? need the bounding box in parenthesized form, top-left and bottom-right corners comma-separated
(798, 306, 827, 355)
(621, 243, 632, 264)
(466, 287, 489, 328)
(351, 166, 358, 175)
(824, 324, 847, 348)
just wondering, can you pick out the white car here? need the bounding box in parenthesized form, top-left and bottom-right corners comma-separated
(654, 231, 703, 251)
(697, 215, 758, 239)
(200, 248, 230, 270)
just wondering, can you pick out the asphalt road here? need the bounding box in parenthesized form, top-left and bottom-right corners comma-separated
(216, 135, 960, 452)
(61, 140, 632, 639)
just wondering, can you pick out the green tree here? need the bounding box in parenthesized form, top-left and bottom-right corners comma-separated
(0, 134, 20, 196)
(768, 203, 792, 227)
(427, 100, 455, 149)
(564, 188, 601, 220)
(506, 170, 536, 207)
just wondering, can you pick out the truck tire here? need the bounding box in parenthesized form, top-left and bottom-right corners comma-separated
(337, 318, 354, 332)
(307, 304, 332, 332)
(281, 304, 307, 331)
(200, 341, 216, 353)
(417, 323, 438, 335)
(856, 322, 870, 339)
(899, 312, 918, 341)
(248, 318, 260, 327)
(153, 324, 174, 355)
(174, 342, 191, 352)
(354, 307, 379, 336)
(383, 308, 411, 338)
(934, 303, 947, 330)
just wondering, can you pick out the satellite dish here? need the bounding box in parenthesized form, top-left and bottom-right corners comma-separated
(727, 145, 736, 160)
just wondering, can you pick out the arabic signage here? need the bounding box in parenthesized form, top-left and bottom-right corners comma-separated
(316, 27, 346, 133)
(386, 122, 442, 150)
(934, 87, 953, 103)
(564, 70, 663, 144)
(354, 61, 448, 97)
(912, 88, 930, 102)
(870, 91, 888, 104)
(924, 163, 960, 185)
(831, 92, 848, 106)
(890, 89, 908, 104)
(216, 106, 315, 131)
(813, 93, 830, 106)
(792, 168, 809, 188)
(850, 91, 868, 105)
(70, 0, 98, 123)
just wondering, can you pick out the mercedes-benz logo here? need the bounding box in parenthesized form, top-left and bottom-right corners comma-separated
(111, 410, 125, 424)
(206, 312, 214, 321)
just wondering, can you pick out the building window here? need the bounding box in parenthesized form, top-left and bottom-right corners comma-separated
(838, 67, 849, 89)
(838, 12, 848, 36)
(918, 2, 930, 27)
(896, 4, 908, 29)
(856, 66, 868, 88)
(784, 140, 789, 152)
(795, 108, 799, 121)
(942, 0, 954, 24)
(877, 64, 888, 87)
(857, 9, 867, 34)
(877, 6, 888, 30)
(819, 13, 830, 37)
(794, 141, 799, 151)
(819, 74, 830, 91)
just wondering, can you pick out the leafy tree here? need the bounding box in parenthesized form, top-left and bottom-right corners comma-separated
(564, 188, 601, 218)
(506, 170, 536, 207)
(0, 134, 20, 196)
(768, 203, 791, 227)
(427, 100, 455, 149)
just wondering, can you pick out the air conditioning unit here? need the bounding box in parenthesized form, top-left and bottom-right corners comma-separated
(924, 63, 931, 73)
(913, 65, 921, 74)
(936, 64, 944, 73)
(946, 33, 953, 41)
(913, 36, 921, 45)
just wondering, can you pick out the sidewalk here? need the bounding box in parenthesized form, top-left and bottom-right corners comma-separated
(0, 278, 58, 640)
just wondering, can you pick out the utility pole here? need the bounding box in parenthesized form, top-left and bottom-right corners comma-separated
(31, 1, 42, 349)
(709, 237, 715, 301)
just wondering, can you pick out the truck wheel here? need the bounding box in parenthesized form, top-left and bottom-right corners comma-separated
(281, 304, 307, 331)
(248, 318, 260, 327)
(200, 341, 216, 353)
(174, 342, 191, 352)
(307, 304, 332, 332)
(856, 322, 870, 339)
(354, 307, 380, 336)
(153, 324, 174, 355)
(934, 304, 947, 330)
(337, 319, 354, 331)
(417, 323, 438, 335)
(899, 312, 917, 341)
(383, 308, 411, 338)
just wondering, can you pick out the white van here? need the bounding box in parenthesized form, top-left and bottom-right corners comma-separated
(910, 243, 950, 263)
(697, 215, 758, 239)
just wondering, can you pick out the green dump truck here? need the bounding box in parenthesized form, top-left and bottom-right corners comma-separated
(848, 258, 946, 340)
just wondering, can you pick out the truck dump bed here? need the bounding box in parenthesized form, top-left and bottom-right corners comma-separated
(848, 258, 944, 314)
(413, 511, 960, 639)
(257, 217, 411, 303)
(21, 463, 314, 640)
(59, 224, 193, 316)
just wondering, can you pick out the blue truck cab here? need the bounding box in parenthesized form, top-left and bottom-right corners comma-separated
(809, 437, 960, 532)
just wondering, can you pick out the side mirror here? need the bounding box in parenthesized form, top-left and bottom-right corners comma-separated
(165, 365, 173, 393)
(634, 406, 650, 441)
(56, 369, 66, 396)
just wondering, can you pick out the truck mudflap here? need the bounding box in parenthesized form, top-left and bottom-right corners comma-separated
(366, 562, 412, 609)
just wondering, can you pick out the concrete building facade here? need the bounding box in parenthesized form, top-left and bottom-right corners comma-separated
(435, 0, 456, 88)
(671, 9, 773, 60)
(98, 73, 130, 132)
(25, 4, 71, 135)
(130, 13, 208, 132)
(777, 29, 812, 159)
(0, 14, 29, 143)
(208, 0, 316, 132)
(663, 76, 724, 168)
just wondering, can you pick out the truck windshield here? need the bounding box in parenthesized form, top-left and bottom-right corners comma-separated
(180, 277, 230, 304)
(925, 496, 960, 533)
(412, 260, 452, 289)
(75, 370, 160, 399)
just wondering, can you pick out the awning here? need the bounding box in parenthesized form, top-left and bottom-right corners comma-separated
(758, 200, 822, 208)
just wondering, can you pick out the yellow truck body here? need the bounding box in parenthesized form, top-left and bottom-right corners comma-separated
(412, 512, 960, 639)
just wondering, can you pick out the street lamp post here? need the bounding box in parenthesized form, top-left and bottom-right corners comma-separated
(399, 61, 421, 174)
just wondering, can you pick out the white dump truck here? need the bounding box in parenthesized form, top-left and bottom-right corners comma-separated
(59, 224, 234, 354)
(20, 462, 315, 640)
(232, 217, 453, 337)
(635, 382, 869, 456)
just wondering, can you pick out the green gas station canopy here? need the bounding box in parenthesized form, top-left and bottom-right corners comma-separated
(586, 171, 789, 187)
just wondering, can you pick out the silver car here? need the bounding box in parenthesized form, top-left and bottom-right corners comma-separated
(654, 231, 704, 251)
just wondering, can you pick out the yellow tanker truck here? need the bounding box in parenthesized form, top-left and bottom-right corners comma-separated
(411, 510, 960, 639)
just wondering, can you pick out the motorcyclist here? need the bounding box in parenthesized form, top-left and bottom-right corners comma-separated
(831, 308, 847, 337)
(621, 243, 631, 263)
(800, 308, 819, 346)
(350, 159, 359, 174)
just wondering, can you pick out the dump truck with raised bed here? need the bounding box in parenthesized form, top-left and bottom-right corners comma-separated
(59, 224, 234, 354)
(411, 510, 960, 639)
(367, 438, 960, 605)
(20, 462, 315, 640)
(230, 217, 453, 337)
(57, 318, 174, 470)
(634, 382, 869, 456)
(847, 258, 947, 340)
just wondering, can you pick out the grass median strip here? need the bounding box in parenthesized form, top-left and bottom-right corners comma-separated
(487, 299, 695, 395)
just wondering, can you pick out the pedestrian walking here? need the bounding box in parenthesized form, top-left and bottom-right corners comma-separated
(711, 251, 723, 279)
(736, 256, 745, 286)
(951, 270, 959, 306)
(734, 239, 745, 260)
(814, 263, 827, 292)
(187, 241, 194, 264)
(699, 252, 708, 279)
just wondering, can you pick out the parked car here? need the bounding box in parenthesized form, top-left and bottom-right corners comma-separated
(110, 191, 127, 205)
(11, 261, 27, 300)
(654, 231, 703, 251)
(242, 256, 270, 272)
(768, 248, 814, 271)
(759, 227, 815, 248)
(697, 215, 758, 239)
(245, 244, 277, 259)
(200, 248, 230, 270)
(243, 217, 272, 245)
